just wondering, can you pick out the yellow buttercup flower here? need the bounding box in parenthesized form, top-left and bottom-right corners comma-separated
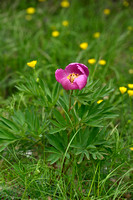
(97, 99, 103, 104)
(52, 31, 60, 37)
(93, 32, 100, 38)
(119, 87, 127, 94)
(26, 7, 36, 15)
(62, 20, 69, 26)
(130, 147, 133, 151)
(25, 15, 32, 21)
(123, 0, 129, 7)
(128, 90, 133, 96)
(61, 1, 70, 8)
(128, 84, 133, 89)
(99, 59, 106, 65)
(79, 42, 88, 50)
(129, 69, 133, 74)
(27, 60, 37, 68)
(104, 9, 110, 15)
(88, 58, 96, 64)
(127, 26, 133, 31)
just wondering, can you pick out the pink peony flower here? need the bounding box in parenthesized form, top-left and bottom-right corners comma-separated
(55, 63, 89, 90)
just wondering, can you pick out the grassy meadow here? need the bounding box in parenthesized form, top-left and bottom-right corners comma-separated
(0, 0, 133, 199)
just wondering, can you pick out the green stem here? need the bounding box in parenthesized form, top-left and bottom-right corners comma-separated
(68, 90, 73, 112)
(129, 96, 132, 114)
(60, 128, 81, 176)
(88, 162, 99, 198)
(121, 95, 125, 123)
(33, 67, 38, 81)
(97, 163, 100, 197)
(91, 63, 98, 80)
(61, 157, 66, 174)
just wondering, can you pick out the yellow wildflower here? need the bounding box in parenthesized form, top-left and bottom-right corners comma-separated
(25, 15, 32, 21)
(119, 87, 127, 94)
(27, 60, 37, 68)
(104, 9, 110, 15)
(62, 20, 69, 26)
(88, 58, 96, 64)
(97, 99, 103, 104)
(128, 90, 133, 96)
(99, 59, 106, 65)
(38, 0, 46, 2)
(128, 84, 133, 89)
(61, 1, 70, 8)
(130, 147, 133, 151)
(93, 32, 100, 38)
(52, 31, 60, 37)
(129, 69, 133, 74)
(26, 7, 36, 15)
(79, 42, 88, 50)
(127, 26, 133, 31)
(123, 0, 129, 7)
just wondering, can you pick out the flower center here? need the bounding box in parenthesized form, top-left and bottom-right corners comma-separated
(67, 73, 79, 83)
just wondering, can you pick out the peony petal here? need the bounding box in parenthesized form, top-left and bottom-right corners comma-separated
(55, 69, 66, 83)
(74, 75, 87, 90)
(60, 77, 79, 90)
(65, 63, 89, 77)
(65, 63, 83, 75)
(77, 63, 89, 77)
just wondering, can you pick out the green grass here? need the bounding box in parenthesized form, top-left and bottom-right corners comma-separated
(0, 0, 133, 199)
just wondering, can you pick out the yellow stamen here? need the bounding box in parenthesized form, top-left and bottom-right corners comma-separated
(67, 73, 79, 83)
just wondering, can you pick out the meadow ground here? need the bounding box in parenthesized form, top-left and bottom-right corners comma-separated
(0, 0, 133, 199)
